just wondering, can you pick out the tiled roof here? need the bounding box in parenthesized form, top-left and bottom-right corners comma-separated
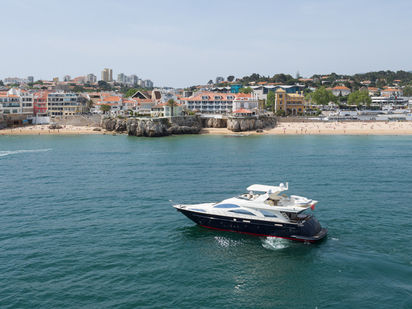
(233, 108, 252, 114)
(102, 96, 122, 102)
(332, 86, 350, 90)
(382, 88, 399, 92)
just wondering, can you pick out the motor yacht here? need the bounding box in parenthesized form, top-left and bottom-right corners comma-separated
(173, 183, 327, 243)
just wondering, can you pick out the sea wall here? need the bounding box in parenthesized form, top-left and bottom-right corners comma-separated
(101, 116, 202, 137)
(53, 115, 102, 126)
(227, 115, 277, 132)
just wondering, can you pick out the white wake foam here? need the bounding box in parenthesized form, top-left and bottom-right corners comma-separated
(261, 237, 290, 250)
(0, 149, 52, 157)
(214, 236, 242, 248)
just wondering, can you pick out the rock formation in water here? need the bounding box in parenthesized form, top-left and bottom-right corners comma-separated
(227, 115, 277, 132)
(101, 116, 202, 137)
(101, 115, 277, 136)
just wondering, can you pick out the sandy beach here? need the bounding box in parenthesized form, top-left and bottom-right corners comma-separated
(201, 121, 412, 135)
(2, 121, 412, 136)
(0, 125, 107, 135)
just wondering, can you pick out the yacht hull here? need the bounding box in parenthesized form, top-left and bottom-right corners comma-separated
(178, 209, 327, 243)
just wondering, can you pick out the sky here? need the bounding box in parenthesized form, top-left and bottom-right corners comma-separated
(1, 0, 412, 87)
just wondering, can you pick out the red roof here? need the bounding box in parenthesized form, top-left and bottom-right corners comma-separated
(233, 108, 252, 114)
(332, 86, 350, 90)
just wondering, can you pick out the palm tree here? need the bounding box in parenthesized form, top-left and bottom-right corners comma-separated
(167, 99, 176, 117)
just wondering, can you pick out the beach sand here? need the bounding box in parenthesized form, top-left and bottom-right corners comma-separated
(201, 121, 412, 136)
(2, 121, 412, 136)
(0, 125, 107, 135)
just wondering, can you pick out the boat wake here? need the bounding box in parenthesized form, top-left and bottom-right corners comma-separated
(261, 237, 290, 250)
(214, 236, 242, 248)
(0, 149, 52, 157)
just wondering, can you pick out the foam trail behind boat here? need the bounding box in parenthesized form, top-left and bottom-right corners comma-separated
(261, 237, 289, 250)
(0, 149, 52, 157)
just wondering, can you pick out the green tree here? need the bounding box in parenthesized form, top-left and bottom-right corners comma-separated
(266, 91, 276, 112)
(167, 99, 177, 117)
(100, 104, 111, 114)
(239, 87, 253, 94)
(308, 86, 336, 105)
(125, 88, 139, 97)
(98, 81, 111, 91)
(227, 75, 235, 82)
(403, 86, 412, 97)
(347, 90, 371, 106)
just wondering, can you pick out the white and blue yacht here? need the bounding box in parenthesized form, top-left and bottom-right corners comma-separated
(173, 183, 327, 243)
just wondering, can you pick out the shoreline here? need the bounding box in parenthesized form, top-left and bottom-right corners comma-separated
(0, 125, 107, 136)
(2, 122, 412, 136)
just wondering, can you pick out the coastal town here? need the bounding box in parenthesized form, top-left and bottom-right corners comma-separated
(1, 69, 412, 135)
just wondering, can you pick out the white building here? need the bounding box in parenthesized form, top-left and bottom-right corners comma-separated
(0, 89, 22, 115)
(86, 74, 97, 83)
(181, 92, 235, 114)
(331, 86, 351, 96)
(47, 92, 82, 117)
(144, 80, 153, 88)
(20, 90, 34, 115)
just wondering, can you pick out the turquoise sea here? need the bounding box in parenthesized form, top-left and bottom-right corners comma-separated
(0, 135, 411, 308)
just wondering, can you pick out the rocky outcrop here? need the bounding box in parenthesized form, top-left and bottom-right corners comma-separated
(227, 115, 277, 132)
(201, 117, 227, 128)
(101, 116, 202, 137)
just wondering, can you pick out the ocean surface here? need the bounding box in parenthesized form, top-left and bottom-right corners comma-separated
(0, 134, 411, 308)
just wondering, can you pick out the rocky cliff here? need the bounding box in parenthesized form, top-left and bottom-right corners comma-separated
(227, 115, 277, 132)
(201, 118, 227, 128)
(101, 116, 202, 137)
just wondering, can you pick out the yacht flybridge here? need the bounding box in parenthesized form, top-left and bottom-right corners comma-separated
(173, 183, 327, 242)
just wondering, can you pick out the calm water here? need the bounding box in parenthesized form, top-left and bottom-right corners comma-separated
(0, 135, 411, 308)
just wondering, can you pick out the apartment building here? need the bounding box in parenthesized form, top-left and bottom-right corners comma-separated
(0, 91, 21, 115)
(20, 90, 34, 115)
(47, 92, 81, 117)
(33, 91, 49, 115)
(181, 92, 238, 114)
(101, 68, 113, 82)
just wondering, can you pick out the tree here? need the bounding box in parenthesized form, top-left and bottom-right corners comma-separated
(100, 104, 111, 114)
(239, 87, 253, 94)
(207, 80, 213, 85)
(0, 80, 3, 86)
(308, 87, 336, 105)
(227, 75, 235, 82)
(125, 88, 139, 97)
(167, 99, 177, 117)
(403, 86, 412, 97)
(98, 80, 111, 91)
(347, 90, 371, 106)
(267, 91, 276, 112)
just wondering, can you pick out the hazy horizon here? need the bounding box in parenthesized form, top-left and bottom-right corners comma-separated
(1, 0, 411, 88)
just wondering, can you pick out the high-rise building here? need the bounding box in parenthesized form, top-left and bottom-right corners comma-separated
(63, 75, 71, 82)
(144, 80, 153, 88)
(101, 68, 113, 82)
(129, 75, 138, 85)
(86, 74, 97, 83)
(117, 73, 125, 83)
(27, 76, 34, 83)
